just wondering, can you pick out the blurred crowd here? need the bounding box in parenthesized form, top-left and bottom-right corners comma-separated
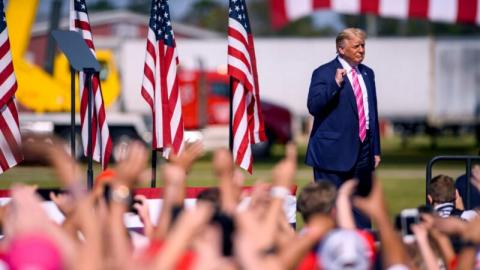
(0, 138, 479, 270)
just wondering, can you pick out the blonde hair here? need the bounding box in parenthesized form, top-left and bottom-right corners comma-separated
(336, 28, 366, 52)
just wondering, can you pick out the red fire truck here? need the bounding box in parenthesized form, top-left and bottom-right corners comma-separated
(179, 69, 292, 157)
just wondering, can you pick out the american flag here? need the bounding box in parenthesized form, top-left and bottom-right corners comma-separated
(228, 0, 266, 173)
(141, 0, 184, 156)
(0, 0, 22, 173)
(271, 0, 480, 29)
(70, 0, 112, 169)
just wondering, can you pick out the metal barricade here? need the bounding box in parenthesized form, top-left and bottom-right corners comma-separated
(426, 155, 480, 210)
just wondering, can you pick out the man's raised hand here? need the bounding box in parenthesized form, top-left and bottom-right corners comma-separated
(335, 68, 346, 86)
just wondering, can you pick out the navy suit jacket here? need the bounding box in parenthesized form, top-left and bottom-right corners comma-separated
(305, 58, 381, 171)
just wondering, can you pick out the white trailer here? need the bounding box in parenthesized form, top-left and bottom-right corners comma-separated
(118, 37, 480, 137)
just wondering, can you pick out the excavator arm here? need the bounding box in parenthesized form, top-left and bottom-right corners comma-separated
(6, 0, 120, 112)
(6, 0, 39, 59)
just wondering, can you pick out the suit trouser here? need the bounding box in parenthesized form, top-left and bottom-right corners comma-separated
(313, 130, 373, 229)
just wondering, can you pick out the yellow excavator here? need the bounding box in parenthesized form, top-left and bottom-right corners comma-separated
(6, 0, 120, 113)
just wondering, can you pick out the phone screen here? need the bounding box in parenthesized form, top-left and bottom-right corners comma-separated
(402, 216, 417, 236)
(395, 208, 419, 236)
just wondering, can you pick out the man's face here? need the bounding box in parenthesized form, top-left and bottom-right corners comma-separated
(338, 35, 365, 66)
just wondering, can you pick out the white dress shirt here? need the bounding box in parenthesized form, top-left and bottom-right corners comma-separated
(337, 56, 370, 128)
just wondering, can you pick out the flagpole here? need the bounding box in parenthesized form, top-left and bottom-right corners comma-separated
(70, 66, 76, 160)
(85, 69, 94, 190)
(151, 150, 157, 187)
(229, 77, 234, 152)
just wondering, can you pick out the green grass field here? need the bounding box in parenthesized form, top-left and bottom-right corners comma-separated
(0, 134, 477, 221)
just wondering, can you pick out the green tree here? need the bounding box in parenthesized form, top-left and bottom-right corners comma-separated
(89, 0, 115, 11)
(430, 22, 479, 36)
(246, 0, 335, 36)
(246, 0, 271, 35)
(127, 0, 150, 14)
(276, 17, 334, 36)
(341, 13, 480, 36)
(181, 0, 228, 33)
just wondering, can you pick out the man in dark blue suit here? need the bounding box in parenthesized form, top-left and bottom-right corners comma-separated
(306, 28, 381, 227)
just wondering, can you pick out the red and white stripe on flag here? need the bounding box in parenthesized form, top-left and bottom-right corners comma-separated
(271, 0, 480, 29)
(70, 0, 112, 169)
(0, 0, 22, 173)
(141, 0, 184, 156)
(0, 99, 22, 173)
(228, 0, 267, 173)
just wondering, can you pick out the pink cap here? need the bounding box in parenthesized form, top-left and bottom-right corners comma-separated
(6, 234, 62, 270)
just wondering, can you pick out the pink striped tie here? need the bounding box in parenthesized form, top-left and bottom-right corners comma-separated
(351, 68, 367, 142)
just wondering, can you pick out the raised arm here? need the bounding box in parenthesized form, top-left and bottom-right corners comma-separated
(411, 223, 440, 270)
(336, 179, 357, 229)
(212, 148, 240, 215)
(354, 176, 413, 269)
(307, 67, 343, 116)
(105, 141, 148, 270)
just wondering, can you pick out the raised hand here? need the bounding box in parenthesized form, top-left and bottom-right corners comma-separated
(114, 141, 148, 187)
(212, 148, 234, 180)
(272, 143, 297, 188)
(22, 135, 84, 189)
(154, 163, 187, 239)
(4, 184, 47, 236)
(169, 141, 204, 173)
(335, 68, 346, 86)
(162, 163, 187, 197)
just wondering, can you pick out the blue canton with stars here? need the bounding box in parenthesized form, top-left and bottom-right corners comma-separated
(74, 0, 89, 13)
(0, 1, 6, 33)
(149, 0, 175, 47)
(229, 0, 251, 33)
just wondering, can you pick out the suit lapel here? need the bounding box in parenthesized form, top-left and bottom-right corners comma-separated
(358, 65, 375, 129)
(334, 58, 358, 118)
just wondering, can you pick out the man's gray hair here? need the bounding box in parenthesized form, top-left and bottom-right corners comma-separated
(336, 28, 366, 52)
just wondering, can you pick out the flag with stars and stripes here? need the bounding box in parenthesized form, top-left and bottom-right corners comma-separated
(0, 0, 22, 173)
(141, 0, 184, 156)
(271, 0, 480, 29)
(228, 0, 266, 173)
(70, 0, 112, 169)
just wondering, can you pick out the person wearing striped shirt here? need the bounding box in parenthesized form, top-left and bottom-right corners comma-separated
(428, 174, 478, 220)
